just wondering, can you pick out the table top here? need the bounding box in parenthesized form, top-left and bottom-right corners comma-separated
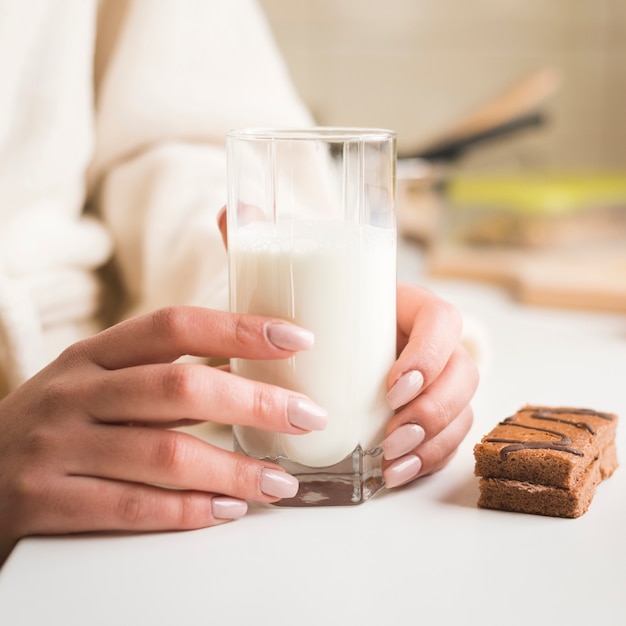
(1, 239, 625, 626)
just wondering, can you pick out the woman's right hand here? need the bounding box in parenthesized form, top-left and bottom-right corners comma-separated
(0, 306, 326, 563)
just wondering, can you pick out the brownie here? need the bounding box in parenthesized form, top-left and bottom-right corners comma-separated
(474, 405, 618, 518)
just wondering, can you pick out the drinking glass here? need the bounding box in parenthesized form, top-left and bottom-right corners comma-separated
(227, 128, 397, 506)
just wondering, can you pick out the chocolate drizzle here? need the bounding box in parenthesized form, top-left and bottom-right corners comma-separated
(485, 407, 613, 461)
(527, 406, 614, 422)
(530, 411, 595, 435)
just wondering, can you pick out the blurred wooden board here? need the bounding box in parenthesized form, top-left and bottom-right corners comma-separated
(427, 242, 626, 313)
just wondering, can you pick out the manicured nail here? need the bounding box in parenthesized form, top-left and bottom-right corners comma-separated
(266, 323, 314, 351)
(211, 497, 248, 520)
(386, 370, 424, 410)
(383, 454, 422, 488)
(260, 468, 299, 498)
(288, 397, 328, 431)
(382, 423, 426, 461)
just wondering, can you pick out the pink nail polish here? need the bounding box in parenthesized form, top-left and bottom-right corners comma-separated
(386, 370, 424, 410)
(266, 323, 314, 351)
(382, 423, 426, 460)
(260, 468, 299, 498)
(288, 397, 328, 431)
(211, 497, 248, 520)
(383, 454, 422, 488)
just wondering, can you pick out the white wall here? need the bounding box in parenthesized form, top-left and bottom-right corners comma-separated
(260, 0, 626, 170)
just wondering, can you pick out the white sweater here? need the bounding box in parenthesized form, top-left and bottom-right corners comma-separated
(0, 0, 312, 394)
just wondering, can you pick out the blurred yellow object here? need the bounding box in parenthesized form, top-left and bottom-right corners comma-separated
(445, 172, 626, 246)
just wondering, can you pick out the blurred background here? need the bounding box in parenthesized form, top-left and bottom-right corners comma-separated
(260, 0, 624, 167)
(260, 0, 626, 313)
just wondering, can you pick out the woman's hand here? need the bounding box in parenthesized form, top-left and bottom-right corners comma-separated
(0, 307, 326, 563)
(381, 283, 479, 488)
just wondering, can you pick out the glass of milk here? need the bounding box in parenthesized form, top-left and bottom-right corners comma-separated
(226, 128, 397, 506)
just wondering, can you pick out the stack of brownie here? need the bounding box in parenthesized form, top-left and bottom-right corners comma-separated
(474, 405, 619, 518)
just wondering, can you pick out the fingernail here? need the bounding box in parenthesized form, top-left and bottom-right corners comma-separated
(383, 454, 422, 488)
(386, 370, 424, 410)
(382, 423, 426, 460)
(288, 397, 328, 431)
(260, 468, 299, 498)
(266, 323, 314, 351)
(211, 497, 248, 520)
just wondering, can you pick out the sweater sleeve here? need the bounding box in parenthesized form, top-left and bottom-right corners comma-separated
(89, 0, 313, 319)
(0, 0, 111, 391)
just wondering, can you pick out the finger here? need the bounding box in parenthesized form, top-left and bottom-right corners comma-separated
(385, 345, 479, 443)
(87, 362, 328, 433)
(386, 283, 463, 410)
(67, 425, 298, 503)
(217, 205, 228, 248)
(421, 450, 459, 478)
(410, 404, 474, 476)
(73, 306, 314, 370)
(383, 405, 474, 488)
(220, 201, 267, 250)
(19, 476, 247, 537)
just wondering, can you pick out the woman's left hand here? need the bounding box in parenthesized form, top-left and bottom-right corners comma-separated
(381, 282, 479, 488)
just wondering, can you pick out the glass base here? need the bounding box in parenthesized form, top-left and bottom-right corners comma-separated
(234, 438, 385, 507)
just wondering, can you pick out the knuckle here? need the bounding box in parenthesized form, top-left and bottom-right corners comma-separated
(174, 493, 206, 528)
(421, 337, 446, 369)
(161, 363, 201, 403)
(422, 406, 474, 474)
(35, 371, 90, 421)
(56, 339, 91, 368)
(154, 433, 189, 477)
(248, 385, 279, 427)
(117, 492, 148, 525)
(230, 456, 254, 495)
(408, 334, 448, 377)
(232, 313, 258, 349)
(10, 467, 46, 504)
(6, 470, 49, 533)
(151, 306, 188, 344)
(418, 392, 453, 435)
(116, 490, 210, 530)
(423, 435, 448, 470)
(37, 379, 72, 414)
(19, 422, 62, 463)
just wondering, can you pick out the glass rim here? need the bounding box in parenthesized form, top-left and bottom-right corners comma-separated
(227, 126, 396, 142)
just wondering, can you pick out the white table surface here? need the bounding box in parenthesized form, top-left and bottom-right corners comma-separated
(1, 238, 625, 626)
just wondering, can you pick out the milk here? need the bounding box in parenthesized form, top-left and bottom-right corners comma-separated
(230, 220, 396, 468)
